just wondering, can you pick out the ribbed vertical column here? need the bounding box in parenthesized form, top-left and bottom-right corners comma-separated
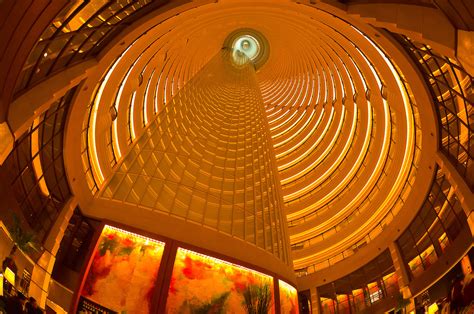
(310, 287, 321, 314)
(102, 50, 289, 264)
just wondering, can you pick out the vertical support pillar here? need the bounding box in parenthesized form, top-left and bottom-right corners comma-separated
(310, 287, 321, 314)
(347, 294, 353, 314)
(436, 153, 474, 235)
(389, 242, 410, 288)
(274, 279, 281, 314)
(378, 278, 386, 299)
(363, 286, 370, 307)
(348, 294, 355, 314)
(431, 234, 444, 257)
(389, 242, 415, 312)
(0, 122, 13, 165)
(28, 197, 77, 308)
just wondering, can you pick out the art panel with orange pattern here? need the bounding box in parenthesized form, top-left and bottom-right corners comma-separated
(279, 279, 299, 314)
(81, 225, 165, 313)
(166, 247, 275, 313)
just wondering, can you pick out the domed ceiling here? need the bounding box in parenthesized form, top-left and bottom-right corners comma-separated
(67, 0, 437, 281)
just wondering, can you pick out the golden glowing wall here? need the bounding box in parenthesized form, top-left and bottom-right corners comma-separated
(101, 50, 289, 264)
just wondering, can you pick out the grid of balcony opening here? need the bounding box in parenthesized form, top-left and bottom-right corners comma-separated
(14, 0, 168, 96)
(394, 34, 474, 191)
(396, 166, 468, 279)
(2, 87, 76, 242)
(315, 250, 398, 314)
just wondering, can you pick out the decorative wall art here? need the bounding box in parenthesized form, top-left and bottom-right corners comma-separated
(166, 247, 275, 313)
(81, 225, 165, 313)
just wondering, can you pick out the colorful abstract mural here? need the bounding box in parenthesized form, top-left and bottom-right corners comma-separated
(278, 280, 298, 314)
(81, 225, 165, 313)
(166, 248, 275, 313)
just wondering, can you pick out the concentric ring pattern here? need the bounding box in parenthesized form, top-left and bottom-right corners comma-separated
(80, 1, 431, 278)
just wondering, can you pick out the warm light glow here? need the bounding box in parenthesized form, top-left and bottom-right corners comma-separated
(276, 107, 326, 162)
(4, 268, 15, 286)
(129, 91, 137, 141)
(143, 69, 155, 126)
(287, 101, 371, 222)
(114, 53, 143, 158)
(88, 43, 134, 185)
(78, 2, 429, 279)
(283, 105, 347, 199)
(428, 303, 439, 314)
(103, 225, 165, 246)
(274, 109, 316, 148)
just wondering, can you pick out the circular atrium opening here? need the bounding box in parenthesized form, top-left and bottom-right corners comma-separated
(223, 28, 269, 69)
(233, 35, 260, 60)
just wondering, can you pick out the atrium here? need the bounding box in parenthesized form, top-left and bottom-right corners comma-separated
(0, 0, 472, 313)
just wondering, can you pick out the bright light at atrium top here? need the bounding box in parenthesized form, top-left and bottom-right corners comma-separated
(224, 29, 268, 68)
(232, 35, 260, 60)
